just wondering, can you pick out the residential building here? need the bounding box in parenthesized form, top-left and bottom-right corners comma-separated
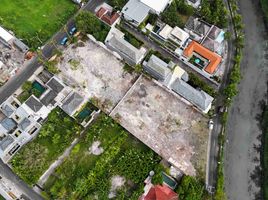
(159, 24, 190, 47)
(143, 55, 172, 81)
(0, 96, 41, 162)
(122, 0, 172, 26)
(106, 28, 146, 66)
(61, 92, 84, 116)
(183, 41, 222, 74)
(96, 7, 120, 26)
(139, 184, 178, 200)
(171, 78, 214, 113)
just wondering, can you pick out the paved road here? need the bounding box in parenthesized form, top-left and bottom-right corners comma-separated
(0, 160, 43, 200)
(205, 0, 235, 192)
(224, 0, 268, 199)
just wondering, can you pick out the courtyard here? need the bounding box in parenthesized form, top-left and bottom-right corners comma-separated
(110, 76, 209, 176)
(0, 0, 77, 48)
(57, 39, 138, 113)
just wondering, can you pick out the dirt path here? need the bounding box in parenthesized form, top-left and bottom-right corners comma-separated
(224, 0, 268, 200)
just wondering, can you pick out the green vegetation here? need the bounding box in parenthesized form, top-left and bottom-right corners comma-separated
(261, 103, 268, 199)
(11, 108, 82, 185)
(75, 11, 110, 42)
(42, 114, 161, 199)
(176, 176, 208, 200)
(0, 0, 77, 48)
(144, 49, 172, 63)
(188, 72, 217, 97)
(200, 0, 228, 28)
(0, 195, 5, 200)
(108, 0, 128, 10)
(18, 81, 45, 103)
(261, 0, 268, 25)
(161, 0, 194, 27)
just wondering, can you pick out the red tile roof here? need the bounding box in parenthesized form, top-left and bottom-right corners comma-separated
(183, 41, 222, 74)
(143, 185, 178, 200)
(101, 12, 120, 25)
(96, 7, 107, 18)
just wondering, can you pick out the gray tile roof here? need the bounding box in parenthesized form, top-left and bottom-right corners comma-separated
(62, 92, 83, 116)
(0, 118, 17, 132)
(40, 90, 57, 106)
(1, 104, 14, 117)
(18, 118, 31, 131)
(208, 26, 222, 40)
(25, 96, 43, 113)
(46, 77, 64, 94)
(202, 37, 221, 52)
(171, 78, 213, 112)
(185, 17, 211, 36)
(122, 0, 150, 24)
(107, 35, 144, 64)
(0, 135, 14, 151)
(143, 55, 171, 81)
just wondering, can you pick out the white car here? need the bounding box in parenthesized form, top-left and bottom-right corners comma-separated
(208, 119, 214, 130)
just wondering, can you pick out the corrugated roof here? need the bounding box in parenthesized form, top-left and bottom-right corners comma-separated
(107, 35, 144, 64)
(171, 78, 214, 112)
(183, 41, 221, 74)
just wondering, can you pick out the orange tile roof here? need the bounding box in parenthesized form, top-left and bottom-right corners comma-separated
(101, 12, 120, 25)
(96, 7, 107, 18)
(143, 185, 178, 200)
(183, 41, 222, 74)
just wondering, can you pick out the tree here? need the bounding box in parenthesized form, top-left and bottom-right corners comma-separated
(22, 81, 32, 92)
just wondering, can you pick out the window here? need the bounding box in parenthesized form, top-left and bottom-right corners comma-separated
(28, 126, 37, 135)
(14, 130, 22, 137)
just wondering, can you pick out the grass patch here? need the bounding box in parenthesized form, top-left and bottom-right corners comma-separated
(17, 81, 46, 103)
(0, 0, 77, 48)
(10, 108, 82, 185)
(42, 113, 161, 199)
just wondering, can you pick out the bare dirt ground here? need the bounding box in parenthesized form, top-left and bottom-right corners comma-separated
(110, 76, 209, 176)
(224, 0, 268, 199)
(57, 40, 137, 113)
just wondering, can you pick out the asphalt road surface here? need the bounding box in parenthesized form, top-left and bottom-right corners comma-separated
(224, 0, 268, 200)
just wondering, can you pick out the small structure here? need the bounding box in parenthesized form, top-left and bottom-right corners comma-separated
(183, 41, 222, 74)
(105, 29, 146, 66)
(122, 0, 171, 26)
(0, 26, 14, 43)
(186, 0, 201, 9)
(96, 7, 120, 26)
(139, 184, 179, 200)
(13, 38, 29, 53)
(143, 55, 172, 81)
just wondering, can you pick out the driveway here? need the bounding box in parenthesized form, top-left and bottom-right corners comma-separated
(224, 0, 268, 200)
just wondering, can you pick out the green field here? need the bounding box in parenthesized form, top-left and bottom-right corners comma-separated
(0, 0, 77, 48)
(11, 108, 82, 185)
(42, 114, 162, 200)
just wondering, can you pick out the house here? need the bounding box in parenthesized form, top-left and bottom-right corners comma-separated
(61, 92, 84, 116)
(106, 33, 146, 66)
(171, 78, 214, 113)
(122, 0, 172, 26)
(96, 7, 120, 26)
(159, 25, 190, 47)
(183, 41, 222, 74)
(143, 55, 172, 81)
(0, 96, 41, 162)
(139, 184, 178, 200)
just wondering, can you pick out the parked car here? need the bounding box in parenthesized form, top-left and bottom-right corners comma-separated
(69, 27, 77, 36)
(208, 119, 214, 130)
(60, 37, 68, 45)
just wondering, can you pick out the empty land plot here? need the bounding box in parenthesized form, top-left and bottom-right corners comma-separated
(0, 0, 77, 48)
(110, 76, 209, 176)
(57, 40, 138, 113)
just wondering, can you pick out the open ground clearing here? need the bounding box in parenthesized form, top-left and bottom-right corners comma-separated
(0, 0, 77, 48)
(10, 108, 82, 185)
(42, 114, 162, 200)
(110, 76, 209, 177)
(57, 39, 138, 113)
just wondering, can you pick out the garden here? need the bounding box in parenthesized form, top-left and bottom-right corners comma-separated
(42, 114, 162, 200)
(10, 108, 82, 186)
(0, 0, 78, 48)
(17, 81, 46, 103)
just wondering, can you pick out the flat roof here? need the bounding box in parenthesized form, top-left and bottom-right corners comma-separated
(170, 27, 190, 42)
(183, 41, 222, 74)
(140, 0, 170, 13)
(159, 24, 173, 40)
(0, 26, 14, 42)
